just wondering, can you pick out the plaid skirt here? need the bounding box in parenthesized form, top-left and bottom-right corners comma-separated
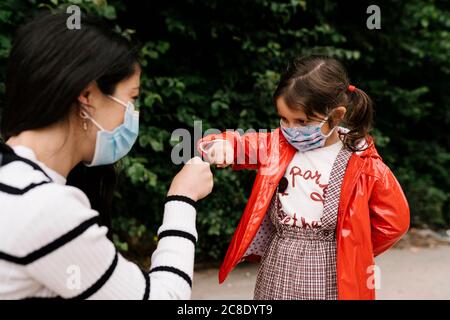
(253, 145, 352, 300)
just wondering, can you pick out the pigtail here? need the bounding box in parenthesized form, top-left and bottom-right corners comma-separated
(341, 87, 374, 151)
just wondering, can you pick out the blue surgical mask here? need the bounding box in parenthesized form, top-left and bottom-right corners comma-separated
(280, 117, 335, 152)
(81, 95, 139, 166)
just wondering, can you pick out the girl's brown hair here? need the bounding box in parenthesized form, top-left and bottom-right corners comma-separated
(274, 55, 373, 151)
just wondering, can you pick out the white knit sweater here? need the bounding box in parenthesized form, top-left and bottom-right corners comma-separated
(0, 145, 197, 300)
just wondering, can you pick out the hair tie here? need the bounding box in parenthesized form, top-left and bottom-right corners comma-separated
(348, 85, 356, 92)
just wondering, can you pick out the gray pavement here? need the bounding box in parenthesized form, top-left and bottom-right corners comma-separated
(191, 246, 450, 300)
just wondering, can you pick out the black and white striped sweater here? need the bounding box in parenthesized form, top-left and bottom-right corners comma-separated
(0, 145, 197, 299)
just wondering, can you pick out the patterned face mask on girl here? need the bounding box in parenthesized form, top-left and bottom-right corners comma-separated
(80, 95, 139, 166)
(280, 117, 336, 152)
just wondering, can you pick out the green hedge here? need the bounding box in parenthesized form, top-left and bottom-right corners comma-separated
(1, 0, 449, 263)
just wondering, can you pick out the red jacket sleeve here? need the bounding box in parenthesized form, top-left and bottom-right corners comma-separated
(369, 165, 410, 257)
(196, 131, 270, 170)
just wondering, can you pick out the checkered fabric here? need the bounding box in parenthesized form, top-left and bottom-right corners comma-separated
(254, 145, 352, 300)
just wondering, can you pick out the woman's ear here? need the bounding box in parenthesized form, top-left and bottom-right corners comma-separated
(77, 82, 97, 106)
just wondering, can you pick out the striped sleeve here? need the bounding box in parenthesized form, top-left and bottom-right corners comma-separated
(148, 200, 197, 299)
(14, 185, 197, 300)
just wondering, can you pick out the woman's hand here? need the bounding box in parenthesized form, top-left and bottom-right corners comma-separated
(167, 157, 214, 201)
(200, 139, 234, 168)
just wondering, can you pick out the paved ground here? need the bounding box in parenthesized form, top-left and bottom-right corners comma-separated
(191, 246, 450, 300)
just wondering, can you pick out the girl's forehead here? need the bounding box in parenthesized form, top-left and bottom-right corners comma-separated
(276, 97, 308, 118)
(276, 98, 328, 121)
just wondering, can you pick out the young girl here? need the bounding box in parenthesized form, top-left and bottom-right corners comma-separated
(197, 55, 410, 300)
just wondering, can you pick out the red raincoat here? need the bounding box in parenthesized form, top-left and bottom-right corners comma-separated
(197, 128, 410, 300)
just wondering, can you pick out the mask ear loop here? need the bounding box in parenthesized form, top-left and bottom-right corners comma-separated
(321, 113, 338, 137)
(108, 95, 128, 108)
(108, 95, 139, 116)
(79, 107, 105, 131)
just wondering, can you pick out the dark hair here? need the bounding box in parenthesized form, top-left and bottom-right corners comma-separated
(274, 55, 373, 151)
(0, 10, 139, 236)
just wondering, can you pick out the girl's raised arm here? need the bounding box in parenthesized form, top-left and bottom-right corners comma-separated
(197, 131, 272, 170)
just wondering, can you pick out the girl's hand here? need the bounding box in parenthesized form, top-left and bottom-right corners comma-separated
(199, 139, 234, 168)
(167, 157, 214, 201)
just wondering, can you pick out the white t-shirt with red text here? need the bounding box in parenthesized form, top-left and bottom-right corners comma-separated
(278, 139, 343, 229)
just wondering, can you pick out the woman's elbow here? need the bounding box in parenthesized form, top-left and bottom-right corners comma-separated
(149, 277, 192, 300)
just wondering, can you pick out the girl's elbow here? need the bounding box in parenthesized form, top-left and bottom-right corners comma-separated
(398, 201, 411, 236)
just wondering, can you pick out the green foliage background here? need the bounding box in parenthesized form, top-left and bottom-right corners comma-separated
(1, 0, 449, 263)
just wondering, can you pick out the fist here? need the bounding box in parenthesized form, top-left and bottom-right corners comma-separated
(167, 157, 214, 201)
(199, 139, 234, 168)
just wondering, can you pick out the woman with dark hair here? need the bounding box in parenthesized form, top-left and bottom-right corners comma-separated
(0, 11, 213, 299)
